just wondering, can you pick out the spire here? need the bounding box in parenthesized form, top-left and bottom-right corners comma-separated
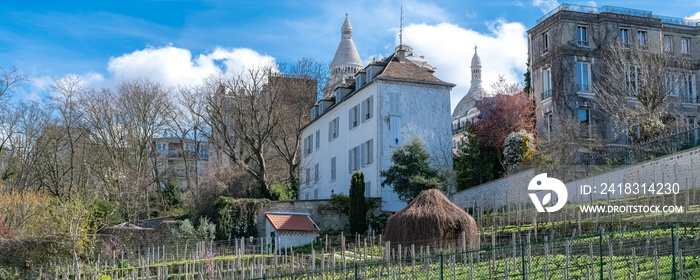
(471, 45, 482, 67)
(329, 13, 363, 89)
(341, 13, 353, 39)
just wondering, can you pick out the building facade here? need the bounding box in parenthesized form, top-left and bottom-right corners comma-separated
(153, 136, 209, 188)
(528, 4, 700, 151)
(299, 15, 455, 211)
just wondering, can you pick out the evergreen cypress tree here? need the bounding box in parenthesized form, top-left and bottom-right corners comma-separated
(349, 172, 367, 234)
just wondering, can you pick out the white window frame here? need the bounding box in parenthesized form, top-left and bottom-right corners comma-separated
(543, 32, 549, 53)
(637, 30, 647, 48)
(389, 116, 401, 147)
(361, 139, 374, 166)
(389, 92, 400, 115)
(349, 105, 359, 129)
(579, 108, 591, 139)
(304, 135, 313, 155)
(681, 38, 690, 55)
(664, 35, 673, 53)
(314, 163, 319, 184)
(577, 62, 591, 92)
(619, 28, 630, 46)
(315, 130, 320, 149)
(626, 64, 639, 96)
(546, 112, 553, 141)
(361, 96, 374, 122)
(335, 89, 343, 103)
(577, 26, 588, 46)
(542, 68, 552, 100)
(348, 147, 360, 173)
(330, 157, 336, 181)
(683, 73, 696, 103)
(185, 143, 195, 152)
(328, 117, 339, 141)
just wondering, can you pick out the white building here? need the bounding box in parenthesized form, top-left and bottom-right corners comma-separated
(299, 14, 455, 211)
(264, 212, 319, 247)
(451, 46, 486, 151)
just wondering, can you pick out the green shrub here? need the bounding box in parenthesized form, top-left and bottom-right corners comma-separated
(213, 197, 269, 240)
(320, 194, 349, 214)
(171, 216, 216, 241)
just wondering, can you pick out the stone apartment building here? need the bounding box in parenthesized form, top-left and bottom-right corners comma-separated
(153, 136, 209, 188)
(528, 4, 700, 150)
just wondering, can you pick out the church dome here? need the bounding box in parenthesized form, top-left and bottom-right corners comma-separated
(452, 46, 485, 119)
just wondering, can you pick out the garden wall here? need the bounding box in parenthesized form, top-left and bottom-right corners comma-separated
(450, 147, 700, 210)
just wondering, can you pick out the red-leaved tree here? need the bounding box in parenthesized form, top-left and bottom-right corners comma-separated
(474, 78, 536, 156)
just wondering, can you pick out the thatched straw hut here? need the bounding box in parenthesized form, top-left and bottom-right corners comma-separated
(384, 189, 478, 249)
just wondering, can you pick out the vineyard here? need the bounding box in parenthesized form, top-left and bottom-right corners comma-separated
(39, 225, 700, 280)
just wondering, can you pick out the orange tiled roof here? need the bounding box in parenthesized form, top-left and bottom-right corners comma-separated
(265, 213, 319, 232)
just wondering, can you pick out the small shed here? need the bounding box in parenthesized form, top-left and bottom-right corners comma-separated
(264, 212, 320, 247)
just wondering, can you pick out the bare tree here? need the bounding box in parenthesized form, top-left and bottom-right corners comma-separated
(82, 79, 171, 222)
(203, 67, 282, 199)
(269, 58, 326, 196)
(0, 67, 28, 157)
(594, 45, 692, 141)
(0, 67, 27, 104)
(37, 75, 92, 200)
(1, 101, 52, 190)
(537, 115, 603, 166)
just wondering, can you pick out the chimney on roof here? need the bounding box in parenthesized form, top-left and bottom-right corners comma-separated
(397, 45, 406, 61)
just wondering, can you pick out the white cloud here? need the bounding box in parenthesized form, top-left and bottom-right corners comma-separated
(532, 0, 560, 13)
(686, 11, 700, 20)
(18, 46, 275, 102)
(106, 45, 275, 88)
(403, 19, 528, 112)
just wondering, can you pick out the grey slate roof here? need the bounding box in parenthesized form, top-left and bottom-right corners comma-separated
(376, 52, 451, 85)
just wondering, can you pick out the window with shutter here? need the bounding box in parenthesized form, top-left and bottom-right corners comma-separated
(390, 92, 399, 115)
(368, 139, 374, 164)
(349, 107, 358, 129)
(390, 117, 401, 147)
(348, 149, 353, 173)
(365, 181, 371, 197)
(354, 146, 360, 170)
(328, 121, 333, 141)
(314, 163, 319, 183)
(331, 157, 336, 181)
(360, 143, 366, 167)
(334, 118, 339, 138)
(315, 130, 320, 149)
(368, 96, 373, 119)
(361, 100, 367, 122)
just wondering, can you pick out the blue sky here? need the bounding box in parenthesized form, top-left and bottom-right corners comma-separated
(2, 0, 700, 109)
